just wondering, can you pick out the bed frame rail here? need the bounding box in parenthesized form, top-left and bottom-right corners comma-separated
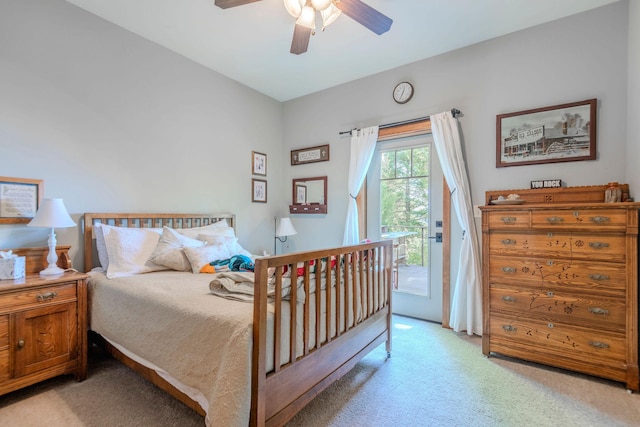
(252, 240, 393, 426)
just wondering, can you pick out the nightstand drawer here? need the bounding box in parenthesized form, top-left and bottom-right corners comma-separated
(0, 283, 77, 312)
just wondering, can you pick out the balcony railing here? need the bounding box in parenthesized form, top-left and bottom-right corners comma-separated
(381, 225, 428, 267)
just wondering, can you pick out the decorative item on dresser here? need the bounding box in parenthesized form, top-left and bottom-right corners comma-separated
(479, 185, 640, 391)
(0, 246, 88, 396)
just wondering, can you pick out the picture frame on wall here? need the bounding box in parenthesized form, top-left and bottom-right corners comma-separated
(295, 183, 307, 204)
(291, 144, 330, 166)
(252, 179, 267, 203)
(252, 151, 267, 176)
(0, 176, 43, 224)
(496, 98, 597, 168)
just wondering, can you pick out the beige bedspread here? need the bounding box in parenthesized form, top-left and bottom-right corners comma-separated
(88, 270, 255, 427)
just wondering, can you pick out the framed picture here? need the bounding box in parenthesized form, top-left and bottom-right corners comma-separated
(252, 179, 267, 203)
(291, 144, 330, 166)
(0, 176, 43, 224)
(496, 98, 597, 168)
(295, 183, 307, 204)
(252, 151, 267, 176)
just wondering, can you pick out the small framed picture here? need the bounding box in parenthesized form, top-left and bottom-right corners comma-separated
(252, 179, 267, 203)
(295, 183, 307, 204)
(252, 151, 267, 176)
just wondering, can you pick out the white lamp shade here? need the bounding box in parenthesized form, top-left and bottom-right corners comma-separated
(27, 198, 76, 228)
(321, 3, 341, 28)
(311, 0, 333, 10)
(283, 0, 305, 17)
(276, 218, 297, 238)
(296, 5, 316, 30)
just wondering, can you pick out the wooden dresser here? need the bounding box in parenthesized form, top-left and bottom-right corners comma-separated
(480, 188, 639, 391)
(0, 246, 88, 396)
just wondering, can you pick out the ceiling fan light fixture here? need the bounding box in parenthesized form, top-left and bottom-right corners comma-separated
(296, 5, 316, 30)
(321, 3, 341, 29)
(284, 0, 305, 18)
(310, 0, 333, 11)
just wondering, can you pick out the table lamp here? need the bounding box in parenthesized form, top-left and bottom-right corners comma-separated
(27, 198, 76, 275)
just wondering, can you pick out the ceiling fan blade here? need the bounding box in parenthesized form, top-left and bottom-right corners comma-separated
(336, 0, 392, 35)
(214, 0, 261, 9)
(290, 24, 312, 55)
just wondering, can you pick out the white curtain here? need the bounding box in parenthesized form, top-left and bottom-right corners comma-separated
(343, 125, 379, 245)
(431, 111, 482, 336)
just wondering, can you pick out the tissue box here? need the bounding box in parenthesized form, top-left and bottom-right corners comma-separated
(0, 256, 26, 280)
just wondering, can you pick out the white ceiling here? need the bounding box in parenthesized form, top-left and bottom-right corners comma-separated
(64, 0, 619, 102)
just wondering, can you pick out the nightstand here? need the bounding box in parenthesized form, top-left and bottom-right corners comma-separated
(0, 270, 88, 396)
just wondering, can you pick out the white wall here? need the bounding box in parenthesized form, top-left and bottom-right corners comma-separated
(1, 1, 635, 269)
(627, 0, 640, 192)
(0, 0, 284, 267)
(282, 1, 630, 251)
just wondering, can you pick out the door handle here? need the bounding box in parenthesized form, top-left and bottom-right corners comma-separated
(428, 233, 443, 243)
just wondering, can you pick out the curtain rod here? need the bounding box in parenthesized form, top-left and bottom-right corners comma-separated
(338, 108, 461, 136)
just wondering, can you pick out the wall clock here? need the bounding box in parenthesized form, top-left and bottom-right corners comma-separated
(393, 82, 414, 104)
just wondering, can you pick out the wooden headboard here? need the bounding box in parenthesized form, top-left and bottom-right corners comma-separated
(82, 213, 236, 273)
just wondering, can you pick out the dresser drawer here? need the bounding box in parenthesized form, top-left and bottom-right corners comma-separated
(487, 211, 531, 229)
(531, 209, 627, 230)
(489, 314, 626, 367)
(488, 231, 626, 262)
(489, 285, 625, 330)
(0, 283, 77, 312)
(488, 256, 626, 295)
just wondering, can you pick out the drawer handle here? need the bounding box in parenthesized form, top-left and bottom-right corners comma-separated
(590, 216, 611, 224)
(501, 217, 516, 224)
(501, 239, 516, 246)
(502, 325, 517, 332)
(589, 274, 610, 281)
(589, 341, 610, 349)
(36, 291, 58, 302)
(589, 242, 610, 249)
(501, 267, 516, 273)
(546, 216, 564, 224)
(17, 339, 24, 350)
(501, 295, 517, 302)
(589, 307, 610, 316)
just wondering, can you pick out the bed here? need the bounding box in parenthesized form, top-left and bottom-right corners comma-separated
(82, 213, 392, 426)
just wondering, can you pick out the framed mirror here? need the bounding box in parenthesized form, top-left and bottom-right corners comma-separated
(290, 176, 327, 214)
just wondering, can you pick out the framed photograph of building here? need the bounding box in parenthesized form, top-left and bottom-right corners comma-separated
(496, 99, 597, 167)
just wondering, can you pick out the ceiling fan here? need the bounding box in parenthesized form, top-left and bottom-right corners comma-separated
(214, 0, 393, 55)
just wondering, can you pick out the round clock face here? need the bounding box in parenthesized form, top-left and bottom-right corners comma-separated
(393, 82, 414, 104)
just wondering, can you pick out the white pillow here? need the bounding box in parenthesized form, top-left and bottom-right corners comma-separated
(183, 244, 231, 274)
(176, 220, 233, 239)
(148, 227, 205, 271)
(94, 223, 109, 271)
(197, 233, 252, 258)
(100, 224, 165, 278)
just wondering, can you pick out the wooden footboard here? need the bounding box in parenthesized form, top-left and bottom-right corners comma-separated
(83, 213, 392, 426)
(252, 241, 393, 426)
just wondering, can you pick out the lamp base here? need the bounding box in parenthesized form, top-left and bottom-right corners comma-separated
(40, 265, 65, 276)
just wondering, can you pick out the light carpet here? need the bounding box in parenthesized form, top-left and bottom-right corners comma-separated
(1, 315, 639, 426)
